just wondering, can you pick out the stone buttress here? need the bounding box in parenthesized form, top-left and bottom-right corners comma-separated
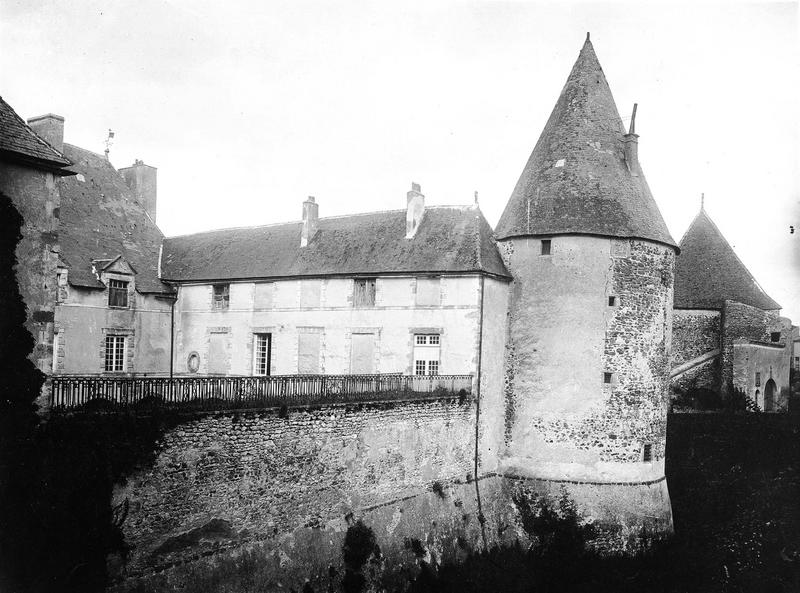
(495, 34, 679, 553)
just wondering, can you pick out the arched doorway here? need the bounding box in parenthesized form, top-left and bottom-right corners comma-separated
(764, 379, 777, 412)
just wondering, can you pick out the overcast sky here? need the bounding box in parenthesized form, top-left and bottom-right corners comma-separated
(2, 0, 798, 321)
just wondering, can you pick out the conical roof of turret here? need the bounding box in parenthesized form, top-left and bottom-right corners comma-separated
(495, 36, 677, 248)
(674, 207, 780, 311)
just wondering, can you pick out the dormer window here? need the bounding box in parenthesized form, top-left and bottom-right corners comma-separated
(108, 279, 129, 308)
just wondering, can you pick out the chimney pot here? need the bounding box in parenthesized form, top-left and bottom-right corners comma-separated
(406, 182, 425, 239)
(623, 103, 639, 176)
(301, 196, 319, 247)
(27, 113, 65, 153)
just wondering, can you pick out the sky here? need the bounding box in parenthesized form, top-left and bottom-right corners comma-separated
(1, 0, 798, 321)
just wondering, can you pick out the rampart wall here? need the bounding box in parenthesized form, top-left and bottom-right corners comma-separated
(112, 398, 511, 591)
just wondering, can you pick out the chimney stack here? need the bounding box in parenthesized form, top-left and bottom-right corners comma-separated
(301, 196, 319, 247)
(623, 103, 639, 176)
(27, 114, 65, 153)
(406, 182, 425, 239)
(119, 160, 158, 222)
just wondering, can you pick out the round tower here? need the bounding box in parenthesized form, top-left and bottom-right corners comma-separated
(495, 35, 678, 553)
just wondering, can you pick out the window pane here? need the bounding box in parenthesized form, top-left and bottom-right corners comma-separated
(254, 333, 270, 375)
(213, 284, 230, 310)
(108, 279, 128, 307)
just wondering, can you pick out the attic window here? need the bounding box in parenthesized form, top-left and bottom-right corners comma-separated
(642, 443, 653, 463)
(353, 278, 376, 307)
(108, 279, 129, 308)
(212, 284, 230, 310)
(770, 332, 781, 343)
(541, 239, 552, 256)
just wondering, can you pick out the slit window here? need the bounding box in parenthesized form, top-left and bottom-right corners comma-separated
(540, 239, 552, 255)
(108, 279, 129, 308)
(755, 372, 761, 387)
(212, 284, 230, 310)
(642, 443, 653, 462)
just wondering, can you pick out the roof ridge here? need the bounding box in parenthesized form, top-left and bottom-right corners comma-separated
(165, 204, 476, 240)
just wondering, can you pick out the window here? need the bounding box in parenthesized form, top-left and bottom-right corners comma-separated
(254, 283, 274, 309)
(755, 372, 761, 387)
(541, 239, 551, 255)
(212, 284, 230, 310)
(413, 333, 440, 375)
(104, 335, 126, 372)
(603, 372, 613, 384)
(608, 296, 617, 306)
(300, 280, 321, 308)
(642, 443, 653, 462)
(298, 330, 322, 374)
(415, 277, 441, 306)
(108, 279, 129, 307)
(253, 333, 272, 376)
(350, 333, 375, 373)
(353, 279, 376, 307)
(770, 332, 781, 343)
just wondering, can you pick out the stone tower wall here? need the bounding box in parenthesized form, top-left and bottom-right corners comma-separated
(498, 234, 675, 550)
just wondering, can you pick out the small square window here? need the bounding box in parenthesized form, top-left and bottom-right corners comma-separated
(642, 443, 653, 462)
(603, 372, 613, 384)
(608, 296, 617, 307)
(212, 284, 230, 310)
(541, 239, 552, 255)
(108, 279, 129, 308)
(770, 332, 781, 343)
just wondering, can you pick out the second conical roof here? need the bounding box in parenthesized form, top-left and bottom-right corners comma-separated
(495, 37, 676, 248)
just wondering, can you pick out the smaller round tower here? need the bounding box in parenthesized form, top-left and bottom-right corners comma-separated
(495, 34, 678, 553)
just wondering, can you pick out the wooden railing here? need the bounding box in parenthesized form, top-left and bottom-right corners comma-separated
(49, 374, 474, 413)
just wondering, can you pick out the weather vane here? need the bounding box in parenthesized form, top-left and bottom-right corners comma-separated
(104, 128, 115, 160)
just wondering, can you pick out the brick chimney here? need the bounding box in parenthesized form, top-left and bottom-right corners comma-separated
(406, 182, 425, 239)
(623, 103, 639, 176)
(119, 160, 158, 222)
(27, 114, 64, 153)
(301, 196, 319, 247)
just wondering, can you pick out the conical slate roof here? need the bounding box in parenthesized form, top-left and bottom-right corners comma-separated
(495, 36, 676, 248)
(674, 207, 780, 311)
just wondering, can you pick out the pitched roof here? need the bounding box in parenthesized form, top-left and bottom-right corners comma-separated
(161, 206, 510, 282)
(674, 208, 780, 311)
(0, 96, 72, 169)
(495, 36, 676, 248)
(58, 144, 173, 294)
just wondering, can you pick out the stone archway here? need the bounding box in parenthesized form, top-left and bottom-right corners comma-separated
(764, 379, 777, 412)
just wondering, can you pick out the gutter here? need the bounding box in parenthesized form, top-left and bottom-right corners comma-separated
(473, 275, 488, 549)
